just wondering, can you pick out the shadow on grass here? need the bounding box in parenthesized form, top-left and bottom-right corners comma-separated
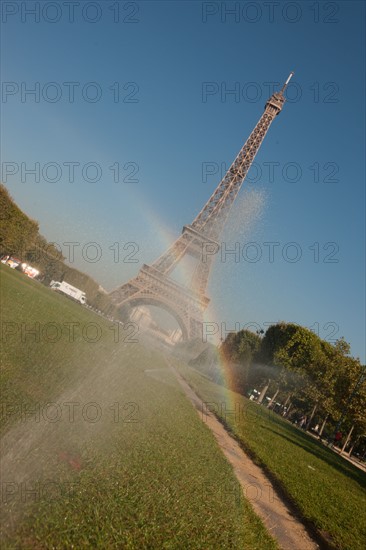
(260, 421, 366, 490)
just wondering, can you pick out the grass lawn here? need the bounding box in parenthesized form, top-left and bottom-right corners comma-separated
(174, 361, 366, 550)
(0, 265, 278, 549)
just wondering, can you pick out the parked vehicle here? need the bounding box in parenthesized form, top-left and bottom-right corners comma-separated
(20, 263, 40, 279)
(50, 280, 86, 305)
(1, 255, 21, 269)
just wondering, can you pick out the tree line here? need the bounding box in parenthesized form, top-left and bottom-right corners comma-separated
(0, 184, 116, 314)
(190, 323, 366, 458)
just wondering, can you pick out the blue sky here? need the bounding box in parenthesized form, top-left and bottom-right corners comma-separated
(1, 0, 365, 361)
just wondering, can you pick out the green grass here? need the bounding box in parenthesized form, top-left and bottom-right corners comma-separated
(0, 265, 278, 549)
(174, 361, 366, 550)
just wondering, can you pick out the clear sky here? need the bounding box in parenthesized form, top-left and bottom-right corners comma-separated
(1, 0, 365, 361)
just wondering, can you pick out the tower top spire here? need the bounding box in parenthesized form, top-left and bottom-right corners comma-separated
(280, 71, 295, 94)
(265, 72, 294, 116)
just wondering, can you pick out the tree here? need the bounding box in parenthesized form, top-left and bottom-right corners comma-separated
(221, 329, 261, 365)
(258, 323, 337, 424)
(0, 184, 39, 258)
(255, 322, 300, 365)
(221, 330, 262, 393)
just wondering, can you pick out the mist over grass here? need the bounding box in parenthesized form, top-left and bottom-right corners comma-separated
(0, 265, 278, 548)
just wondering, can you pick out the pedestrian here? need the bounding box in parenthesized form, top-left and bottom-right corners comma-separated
(334, 431, 342, 446)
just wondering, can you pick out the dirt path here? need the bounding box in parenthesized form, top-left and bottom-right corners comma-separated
(170, 364, 320, 550)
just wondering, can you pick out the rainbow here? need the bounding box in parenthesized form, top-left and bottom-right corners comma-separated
(129, 185, 266, 395)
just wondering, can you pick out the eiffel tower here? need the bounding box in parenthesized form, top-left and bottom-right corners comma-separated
(109, 73, 294, 340)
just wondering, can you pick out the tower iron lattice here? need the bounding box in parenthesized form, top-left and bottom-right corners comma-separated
(109, 73, 294, 340)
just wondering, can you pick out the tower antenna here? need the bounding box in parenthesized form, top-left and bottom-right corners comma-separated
(281, 71, 295, 94)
